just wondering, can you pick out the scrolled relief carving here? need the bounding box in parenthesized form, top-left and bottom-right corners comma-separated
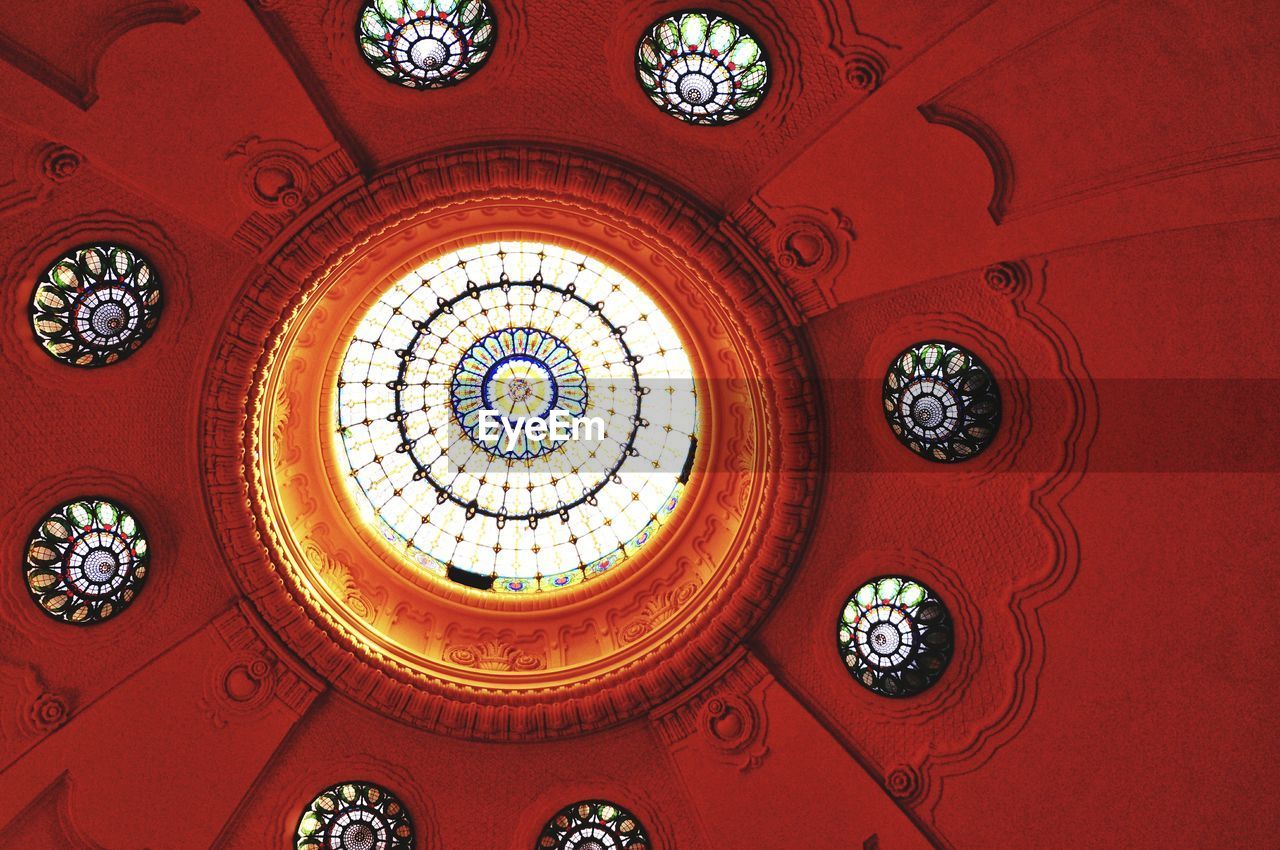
(730, 198, 856, 320)
(302, 538, 386, 627)
(225, 136, 357, 254)
(983, 259, 1032, 298)
(885, 763, 924, 804)
(697, 692, 768, 770)
(615, 581, 700, 646)
(653, 651, 771, 772)
(38, 143, 84, 183)
(445, 640, 545, 673)
(442, 631, 548, 672)
(0, 141, 85, 219)
(202, 650, 278, 728)
(0, 659, 74, 743)
(842, 46, 888, 91)
(812, 0, 896, 92)
(202, 605, 322, 723)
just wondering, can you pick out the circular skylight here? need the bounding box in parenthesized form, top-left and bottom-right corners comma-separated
(357, 0, 496, 89)
(296, 782, 413, 850)
(838, 576, 954, 698)
(636, 11, 769, 125)
(883, 341, 1001, 462)
(336, 242, 698, 593)
(30, 244, 162, 368)
(24, 498, 150, 624)
(537, 800, 651, 849)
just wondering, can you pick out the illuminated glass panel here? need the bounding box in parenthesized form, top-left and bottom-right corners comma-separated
(30, 244, 162, 368)
(337, 242, 698, 593)
(536, 800, 651, 850)
(636, 11, 769, 125)
(883, 341, 1001, 462)
(838, 576, 953, 698)
(357, 0, 496, 89)
(24, 498, 149, 625)
(296, 782, 413, 850)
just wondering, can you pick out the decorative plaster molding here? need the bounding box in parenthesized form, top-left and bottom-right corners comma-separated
(225, 136, 358, 255)
(915, 258, 1097, 814)
(0, 1, 198, 109)
(0, 659, 73, 761)
(812, 0, 897, 91)
(201, 145, 822, 740)
(918, 103, 1015, 225)
(205, 604, 324, 720)
(652, 650, 772, 772)
(729, 197, 856, 320)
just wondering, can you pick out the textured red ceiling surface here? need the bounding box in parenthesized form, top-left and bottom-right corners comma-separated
(0, 1, 1277, 848)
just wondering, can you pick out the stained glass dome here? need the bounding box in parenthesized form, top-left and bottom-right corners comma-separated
(24, 498, 150, 625)
(838, 576, 954, 698)
(536, 800, 651, 850)
(30, 244, 162, 368)
(883, 341, 1001, 462)
(336, 242, 699, 593)
(357, 0, 496, 89)
(636, 11, 769, 125)
(296, 782, 413, 850)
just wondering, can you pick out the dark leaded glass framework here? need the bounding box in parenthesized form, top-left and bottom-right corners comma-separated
(357, 0, 496, 89)
(296, 782, 414, 850)
(24, 498, 149, 625)
(30, 244, 162, 368)
(838, 576, 953, 698)
(636, 11, 769, 125)
(536, 800, 651, 850)
(337, 242, 698, 593)
(883, 341, 1001, 463)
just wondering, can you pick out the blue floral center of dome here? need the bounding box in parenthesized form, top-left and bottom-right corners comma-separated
(451, 327, 588, 460)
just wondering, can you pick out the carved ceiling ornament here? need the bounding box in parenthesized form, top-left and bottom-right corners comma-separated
(202, 146, 820, 740)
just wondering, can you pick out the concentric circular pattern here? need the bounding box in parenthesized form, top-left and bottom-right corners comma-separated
(30, 244, 162, 367)
(537, 801, 650, 850)
(24, 498, 149, 625)
(337, 242, 698, 593)
(883, 341, 1001, 462)
(451, 327, 589, 460)
(636, 11, 769, 125)
(357, 0, 496, 89)
(296, 782, 413, 850)
(838, 576, 953, 698)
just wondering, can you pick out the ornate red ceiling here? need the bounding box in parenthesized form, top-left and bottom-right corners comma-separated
(0, 0, 1276, 848)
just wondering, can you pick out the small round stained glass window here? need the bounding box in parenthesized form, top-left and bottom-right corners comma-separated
(30, 244, 162, 368)
(337, 242, 699, 593)
(536, 800, 651, 850)
(883, 341, 1001, 463)
(357, 0, 496, 89)
(636, 11, 769, 125)
(24, 498, 149, 625)
(296, 782, 414, 850)
(838, 576, 953, 698)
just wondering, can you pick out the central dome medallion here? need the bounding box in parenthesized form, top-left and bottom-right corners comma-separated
(335, 242, 698, 593)
(207, 148, 817, 738)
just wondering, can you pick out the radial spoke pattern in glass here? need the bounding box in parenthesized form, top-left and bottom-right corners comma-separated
(30, 244, 161, 368)
(337, 242, 698, 593)
(636, 11, 769, 125)
(24, 498, 149, 625)
(358, 0, 496, 89)
(838, 576, 953, 698)
(882, 341, 1001, 462)
(536, 800, 651, 850)
(296, 782, 413, 850)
